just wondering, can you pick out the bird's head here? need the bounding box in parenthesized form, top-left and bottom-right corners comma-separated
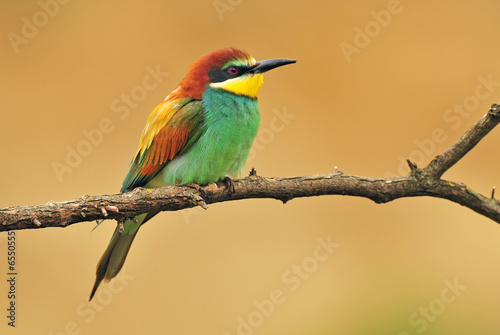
(170, 48, 296, 100)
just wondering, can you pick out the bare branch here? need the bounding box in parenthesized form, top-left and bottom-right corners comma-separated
(1, 104, 500, 232)
(425, 104, 500, 178)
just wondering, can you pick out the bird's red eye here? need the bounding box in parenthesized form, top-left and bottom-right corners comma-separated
(228, 66, 238, 75)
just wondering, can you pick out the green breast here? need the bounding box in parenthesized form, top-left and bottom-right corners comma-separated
(148, 87, 261, 186)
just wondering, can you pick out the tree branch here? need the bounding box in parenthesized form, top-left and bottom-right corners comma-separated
(1, 104, 500, 232)
(425, 104, 500, 177)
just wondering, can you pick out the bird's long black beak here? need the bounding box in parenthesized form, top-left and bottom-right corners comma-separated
(249, 58, 296, 74)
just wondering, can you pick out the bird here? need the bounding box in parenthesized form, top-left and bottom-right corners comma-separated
(89, 48, 296, 300)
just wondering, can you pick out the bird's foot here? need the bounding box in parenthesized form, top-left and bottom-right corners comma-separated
(217, 176, 235, 195)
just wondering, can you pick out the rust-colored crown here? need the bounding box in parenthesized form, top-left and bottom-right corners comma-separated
(170, 48, 252, 100)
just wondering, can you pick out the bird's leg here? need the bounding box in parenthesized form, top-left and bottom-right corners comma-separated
(217, 176, 235, 195)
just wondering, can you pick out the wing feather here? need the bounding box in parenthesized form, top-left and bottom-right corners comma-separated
(121, 97, 205, 192)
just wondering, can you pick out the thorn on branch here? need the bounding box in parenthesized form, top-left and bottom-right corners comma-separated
(280, 197, 290, 204)
(192, 193, 208, 210)
(492, 186, 496, 199)
(406, 159, 418, 173)
(248, 168, 263, 180)
(332, 166, 343, 175)
(33, 218, 41, 227)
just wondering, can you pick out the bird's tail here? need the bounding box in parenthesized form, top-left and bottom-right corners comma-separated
(89, 213, 147, 301)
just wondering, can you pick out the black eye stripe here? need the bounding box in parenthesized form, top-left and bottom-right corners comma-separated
(208, 65, 249, 83)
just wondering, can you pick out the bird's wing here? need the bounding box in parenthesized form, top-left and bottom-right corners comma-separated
(121, 96, 205, 192)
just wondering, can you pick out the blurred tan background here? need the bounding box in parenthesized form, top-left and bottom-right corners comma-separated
(2, 1, 500, 334)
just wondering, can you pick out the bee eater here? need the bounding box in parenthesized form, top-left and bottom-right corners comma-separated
(89, 48, 295, 300)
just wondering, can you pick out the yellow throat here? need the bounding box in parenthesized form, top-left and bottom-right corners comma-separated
(209, 73, 264, 99)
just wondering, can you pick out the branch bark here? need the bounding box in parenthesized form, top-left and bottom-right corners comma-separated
(1, 104, 500, 232)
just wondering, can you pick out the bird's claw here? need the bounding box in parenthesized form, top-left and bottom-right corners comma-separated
(101, 205, 119, 217)
(217, 176, 235, 195)
(105, 205, 119, 213)
(92, 205, 120, 232)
